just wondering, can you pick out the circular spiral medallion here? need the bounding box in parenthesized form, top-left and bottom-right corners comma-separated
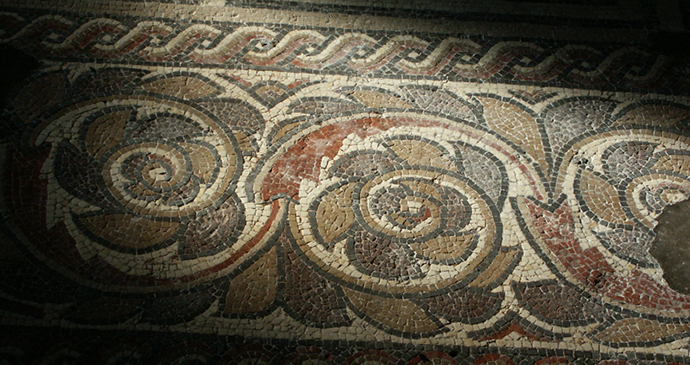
(304, 167, 496, 290)
(260, 116, 510, 295)
(17, 93, 276, 289)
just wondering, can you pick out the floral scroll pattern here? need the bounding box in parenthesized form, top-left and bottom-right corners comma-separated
(2, 66, 690, 357)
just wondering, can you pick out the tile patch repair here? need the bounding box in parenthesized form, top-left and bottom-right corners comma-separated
(2, 0, 690, 363)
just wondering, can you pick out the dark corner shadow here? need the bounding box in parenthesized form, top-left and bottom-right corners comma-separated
(650, 199, 690, 296)
(0, 45, 40, 111)
(650, 31, 690, 60)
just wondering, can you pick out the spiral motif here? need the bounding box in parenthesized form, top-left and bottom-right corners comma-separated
(100, 112, 235, 218)
(73, 102, 242, 218)
(569, 133, 690, 270)
(295, 132, 505, 294)
(577, 141, 690, 231)
(37, 94, 257, 284)
(357, 174, 471, 241)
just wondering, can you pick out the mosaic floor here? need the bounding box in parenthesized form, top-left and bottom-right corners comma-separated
(2, 0, 690, 363)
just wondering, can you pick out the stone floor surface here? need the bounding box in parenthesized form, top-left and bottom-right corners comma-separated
(2, 0, 690, 363)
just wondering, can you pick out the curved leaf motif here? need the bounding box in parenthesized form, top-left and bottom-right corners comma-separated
(578, 169, 633, 225)
(223, 247, 277, 315)
(315, 183, 356, 244)
(612, 103, 690, 128)
(593, 318, 690, 345)
(541, 98, 616, 175)
(401, 86, 479, 123)
(468, 248, 519, 288)
(348, 89, 413, 109)
(178, 196, 244, 258)
(384, 137, 458, 172)
(418, 288, 502, 323)
(288, 97, 360, 116)
(409, 233, 475, 262)
(85, 110, 130, 160)
(514, 281, 606, 326)
(343, 287, 440, 334)
(282, 225, 351, 326)
(140, 74, 223, 99)
(478, 96, 548, 175)
(77, 213, 180, 251)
